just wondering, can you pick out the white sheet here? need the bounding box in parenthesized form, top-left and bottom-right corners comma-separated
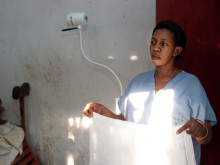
(90, 113, 196, 165)
(0, 122, 24, 165)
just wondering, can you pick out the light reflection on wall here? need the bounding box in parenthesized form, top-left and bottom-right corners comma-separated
(108, 56, 115, 60)
(67, 117, 91, 141)
(107, 55, 139, 61)
(67, 153, 74, 165)
(67, 116, 91, 165)
(68, 118, 74, 127)
(130, 55, 138, 61)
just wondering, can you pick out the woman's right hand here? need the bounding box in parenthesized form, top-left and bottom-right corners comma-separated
(83, 102, 105, 118)
(83, 102, 126, 120)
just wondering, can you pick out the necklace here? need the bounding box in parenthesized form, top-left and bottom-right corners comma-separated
(155, 69, 177, 82)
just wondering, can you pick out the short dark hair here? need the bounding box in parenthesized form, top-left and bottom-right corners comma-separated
(152, 20, 187, 60)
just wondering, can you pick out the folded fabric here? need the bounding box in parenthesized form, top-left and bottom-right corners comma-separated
(0, 122, 24, 165)
(90, 113, 196, 165)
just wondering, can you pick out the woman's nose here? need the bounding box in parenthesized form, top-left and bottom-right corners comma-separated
(153, 44, 161, 51)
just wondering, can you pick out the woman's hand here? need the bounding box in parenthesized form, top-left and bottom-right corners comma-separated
(177, 119, 204, 138)
(176, 119, 212, 144)
(83, 102, 126, 120)
(83, 102, 105, 118)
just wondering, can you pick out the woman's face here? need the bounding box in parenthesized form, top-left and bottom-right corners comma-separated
(149, 29, 178, 67)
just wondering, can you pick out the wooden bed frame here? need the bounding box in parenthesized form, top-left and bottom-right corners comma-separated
(10, 83, 40, 165)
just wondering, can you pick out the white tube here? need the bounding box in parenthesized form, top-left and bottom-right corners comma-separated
(78, 25, 123, 96)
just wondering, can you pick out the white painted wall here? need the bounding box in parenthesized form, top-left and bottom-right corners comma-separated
(0, 0, 155, 164)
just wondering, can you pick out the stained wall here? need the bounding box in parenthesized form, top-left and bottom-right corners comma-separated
(0, 0, 155, 164)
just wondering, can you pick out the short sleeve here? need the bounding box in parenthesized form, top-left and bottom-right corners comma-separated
(190, 77, 217, 126)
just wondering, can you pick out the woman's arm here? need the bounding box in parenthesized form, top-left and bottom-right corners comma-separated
(83, 102, 126, 120)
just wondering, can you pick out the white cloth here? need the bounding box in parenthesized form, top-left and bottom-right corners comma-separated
(90, 113, 196, 165)
(0, 122, 24, 165)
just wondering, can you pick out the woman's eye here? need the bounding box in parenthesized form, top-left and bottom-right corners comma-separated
(151, 41, 155, 45)
(161, 42, 168, 46)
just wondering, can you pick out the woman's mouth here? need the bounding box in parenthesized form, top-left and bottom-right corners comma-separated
(151, 54, 161, 60)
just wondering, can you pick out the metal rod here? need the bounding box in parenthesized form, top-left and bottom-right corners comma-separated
(61, 27, 78, 31)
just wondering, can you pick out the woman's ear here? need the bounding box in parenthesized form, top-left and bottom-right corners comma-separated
(173, 47, 183, 56)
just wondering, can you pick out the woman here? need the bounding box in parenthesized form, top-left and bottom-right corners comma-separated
(83, 21, 217, 165)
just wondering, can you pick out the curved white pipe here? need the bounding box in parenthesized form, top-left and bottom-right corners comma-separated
(78, 25, 123, 96)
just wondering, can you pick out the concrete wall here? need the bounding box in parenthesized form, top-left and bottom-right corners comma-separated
(0, 0, 155, 164)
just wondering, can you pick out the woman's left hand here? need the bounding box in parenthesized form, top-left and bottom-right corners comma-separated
(176, 119, 212, 144)
(177, 119, 205, 138)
